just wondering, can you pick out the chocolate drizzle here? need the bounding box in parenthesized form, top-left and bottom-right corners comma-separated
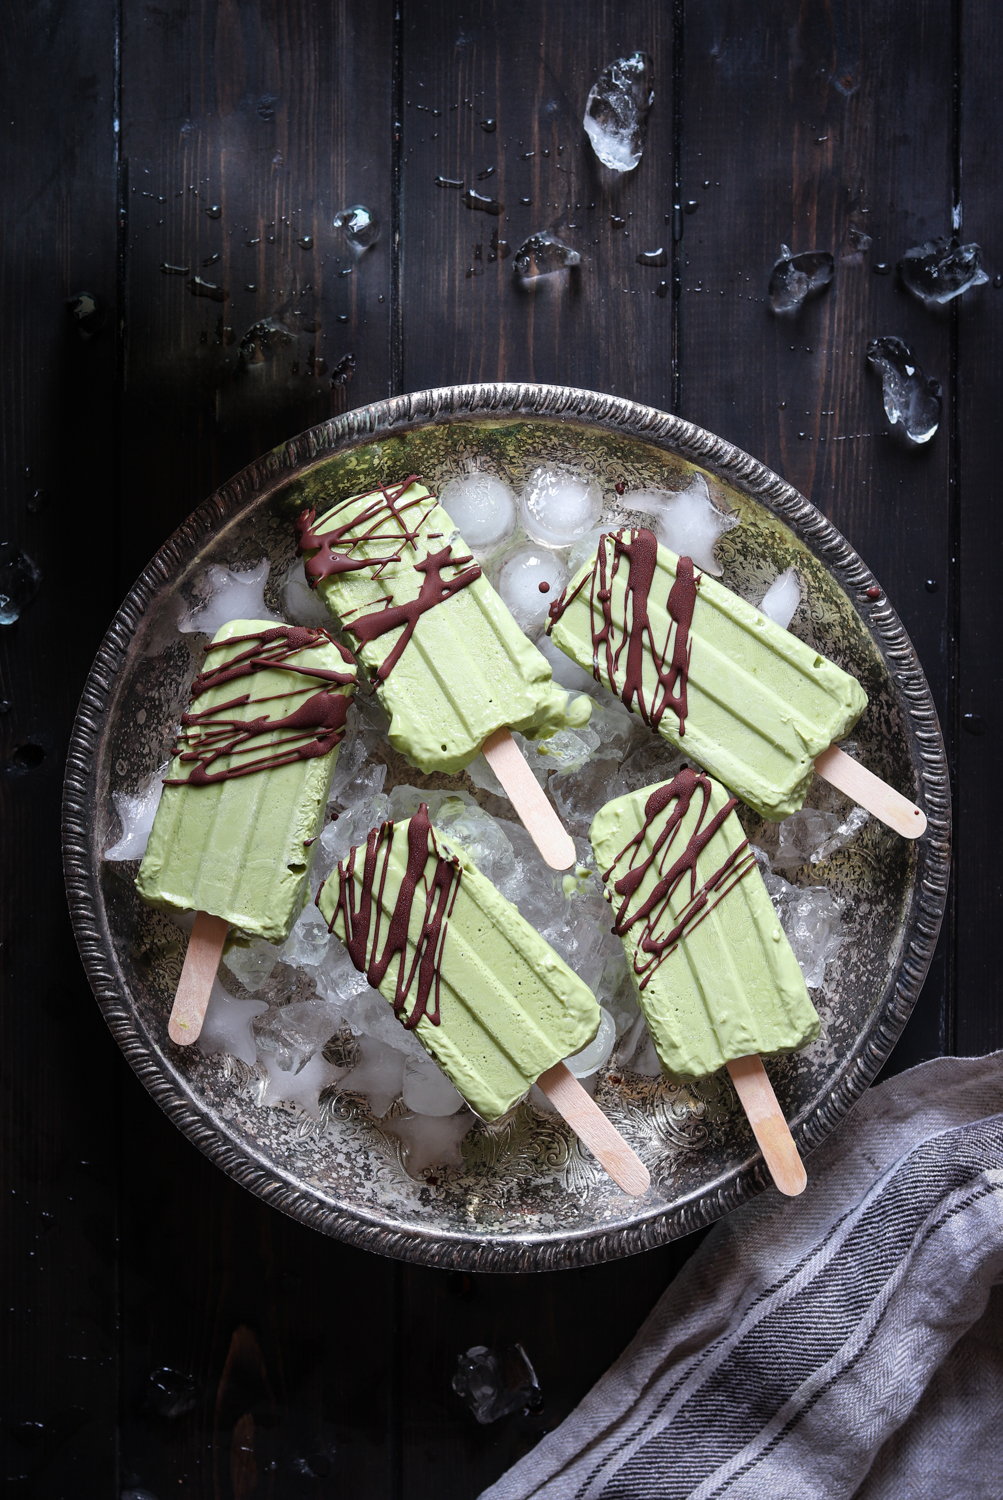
(548, 528, 698, 736)
(323, 804, 462, 1030)
(166, 625, 357, 787)
(295, 475, 482, 682)
(602, 767, 756, 990)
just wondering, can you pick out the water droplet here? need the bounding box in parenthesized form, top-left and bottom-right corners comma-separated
(238, 318, 295, 366)
(297, 235, 314, 250)
(331, 352, 356, 386)
(656, 280, 668, 298)
(684, 199, 699, 214)
(994, 274, 1003, 289)
(610, 214, 626, 228)
(463, 189, 503, 215)
(924, 579, 939, 593)
(66, 291, 106, 340)
(963, 713, 987, 736)
(244, 284, 256, 293)
(202, 252, 220, 267)
(187, 276, 228, 302)
(0, 698, 10, 713)
(636, 247, 668, 267)
(337, 313, 349, 323)
(246, 237, 260, 246)
(10, 742, 44, 769)
(334, 204, 380, 249)
(479, 118, 497, 132)
(338, 266, 353, 277)
(873, 262, 891, 275)
(519, 197, 532, 206)
(477, 166, 495, 181)
(205, 204, 221, 219)
(26, 488, 47, 514)
(436, 175, 464, 189)
(160, 262, 189, 275)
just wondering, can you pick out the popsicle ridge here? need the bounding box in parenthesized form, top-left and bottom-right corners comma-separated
(602, 767, 758, 991)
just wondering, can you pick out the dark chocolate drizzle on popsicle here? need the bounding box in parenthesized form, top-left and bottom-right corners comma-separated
(322, 803, 462, 1029)
(602, 767, 756, 989)
(548, 528, 698, 736)
(166, 625, 357, 787)
(295, 476, 482, 682)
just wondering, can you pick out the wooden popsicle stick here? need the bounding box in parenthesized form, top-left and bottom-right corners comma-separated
(815, 745, 926, 839)
(537, 1061, 650, 1197)
(481, 727, 576, 871)
(726, 1054, 806, 1197)
(167, 911, 229, 1046)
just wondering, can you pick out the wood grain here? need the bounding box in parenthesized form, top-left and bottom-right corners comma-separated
(815, 745, 927, 839)
(482, 727, 576, 869)
(726, 1055, 807, 1197)
(168, 911, 229, 1045)
(537, 1061, 650, 1195)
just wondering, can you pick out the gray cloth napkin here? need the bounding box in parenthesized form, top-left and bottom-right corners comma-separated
(480, 1052, 1003, 1500)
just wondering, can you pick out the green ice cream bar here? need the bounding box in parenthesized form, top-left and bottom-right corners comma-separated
(549, 528, 867, 821)
(296, 475, 590, 775)
(137, 619, 357, 943)
(590, 769, 819, 1080)
(317, 805, 601, 1120)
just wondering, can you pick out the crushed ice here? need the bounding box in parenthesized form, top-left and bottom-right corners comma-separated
(867, 337, 942, 444)
(105, 762, 168, 861)
(512, 233, 581, 284)
(897, 236, 989, 307)
(453, 1343, 541, 1424)
(583, 52, 654, 172)
(627, 473, 738, 576)
(178, 558, 284, 635)
(753, 847, 846, 989)
(768, 246, 834, 315)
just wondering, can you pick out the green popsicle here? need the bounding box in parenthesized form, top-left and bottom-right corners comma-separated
(137, 619, 357, 943)
(590, 769, 820, 1080)
(549, 528, 867, 822)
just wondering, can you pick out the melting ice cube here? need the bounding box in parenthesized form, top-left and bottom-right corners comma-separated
(512, 233, 581, 284)
(629, 473, 738, 576)
(178, 559, 284, 634)
(197, 977, 268, 1067)
(260, 1049, 346, 1121)
(866, 337, 942, 444)
(496, 544, 569, 634)
(0, 543, 41, 626)
(280, 558, 332, 628)
(104, 762, 168, 861)
(768, 245, 834, 314)
(759, 567, 801, 630)
(333, 204, 380, 250)
(583, 52, 654, 172)
(402, 1051, 465, 1116)
(439, 472, 517, 550)
(897, 236, 989, 306)
(519, 467, 603, 546)
(383, 1109, 474, 1177)
(452, 1343, 541, 1424)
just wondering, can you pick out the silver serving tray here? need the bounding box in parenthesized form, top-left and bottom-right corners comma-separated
(63, 384, 950, 1271)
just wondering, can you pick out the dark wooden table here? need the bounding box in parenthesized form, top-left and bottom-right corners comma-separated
(2, 2, 998, 1494)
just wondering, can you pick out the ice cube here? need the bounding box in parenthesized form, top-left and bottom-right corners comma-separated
(261, 1049, 345, 1121)
(768, 245, 834, 314)
(519, 467, 603, 547)
(536, 631, 596, 694)
(867, 337, 942, 444)
(752, 846, 844, 989)
(897, 236, 989, 307)
(521, 724, 601, 783)
(280, 906, 332, 971)
(565, 1005, 616, 1079)
(550, 752, 619, 835)
(439, 472, 517, 551)
(433, 798, 518, 888)
(759, 567, 801, 630)
(254, 998, 340, 1071)
(812, 805, 868, 862)
(197, 977, 268, 1066)
(496, 545, 569, 635)
(334, 204, 380, 250)
(104, 762, 168, 861)
(452, 1344, 541, 1424)
(512, 233, 581, 284)
(279, 558, 332, 628)
(178, 559, 283, 635)
(628, 473, 738, 576)
(222, 936, 281, 992)
(612, 738, 687, 799)
(402, 1051, 465, 1116)
(773, 808, 841, 871)
(383, 1109, 474, 1177)
(337, 1034, 407, 1116)
(0, 542, 41, 626)
(583, 52, 654, 172)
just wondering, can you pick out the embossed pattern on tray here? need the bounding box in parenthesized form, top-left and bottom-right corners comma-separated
(62, 384, 950, 1271)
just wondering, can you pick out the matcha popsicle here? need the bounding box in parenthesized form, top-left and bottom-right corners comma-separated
(296, 476, 587, 868)
(137, 619, 358, 1042)
(550, 528, 924, 837)
(317, 803, 649, 1194)
(591, 768, 818, 1194)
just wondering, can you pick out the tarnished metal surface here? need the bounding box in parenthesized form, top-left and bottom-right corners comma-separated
(62, 384, 950, 1270)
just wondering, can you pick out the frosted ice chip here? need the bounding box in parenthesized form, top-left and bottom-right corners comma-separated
(584, 52, 654, 172)
(402, 1052, 465, 1116)
(520, 467, 603, 546)
(768, 245, 834, 315)
(496, 545, 569, 634)
(280, 559, 331, 628)
(629, 473, 738, 576)
(513, 232, 581, 284)
(565, 1006, 616, 1079)
(105, 762, 168, 860)
(439, 473, 517, 550)
(384, 1110, 474, 1177)
(334, 203, 380, 250)
(867, 337, 942, 444)
(178, 558, 283, 634)
(197, 978, 268, 1067)
(897, 236, 989, 306)
(759, 567, 801, 630)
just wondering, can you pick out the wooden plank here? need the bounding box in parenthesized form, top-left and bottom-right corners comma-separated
(955, 6, 1001, 1057)
(680, 0, 955, 1071)
(0, 0, 121, 1490)
(118, 0, 396, 588)
(400, 0, 676, 404)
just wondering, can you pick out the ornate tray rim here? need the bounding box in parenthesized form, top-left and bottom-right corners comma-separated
(62, 382, 951, 1271)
